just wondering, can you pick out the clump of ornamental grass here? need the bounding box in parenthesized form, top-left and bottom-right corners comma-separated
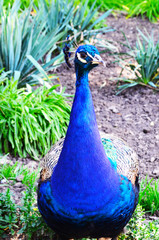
(0, 78, 71, 159)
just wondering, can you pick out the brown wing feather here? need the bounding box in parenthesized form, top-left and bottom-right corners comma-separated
(100, 132, 139, 184)
(40, 138, 65, 181)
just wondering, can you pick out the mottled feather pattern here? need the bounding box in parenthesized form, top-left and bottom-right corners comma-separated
(40, 132, 138, 184)
(40, 138, 64, 180)
(100, 133, 138, 185)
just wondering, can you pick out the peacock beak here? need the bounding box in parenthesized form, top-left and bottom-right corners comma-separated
(91, 54, 105, 67)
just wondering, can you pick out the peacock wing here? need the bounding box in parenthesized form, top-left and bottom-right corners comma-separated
(100, 132, 139, 184)
(40, 138, 65, 181)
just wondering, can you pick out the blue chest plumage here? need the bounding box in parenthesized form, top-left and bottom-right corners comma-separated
(38, 175, 137, 238)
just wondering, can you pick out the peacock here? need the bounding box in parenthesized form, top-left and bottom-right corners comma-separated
(38, 44, 139, 240)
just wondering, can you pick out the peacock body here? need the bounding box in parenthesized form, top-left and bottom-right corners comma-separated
(38, 45, 139, 240)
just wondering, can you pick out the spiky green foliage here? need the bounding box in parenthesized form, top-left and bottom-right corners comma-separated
(38, 0, 73, 33)
(38, 0, 113, 45)
(116, 29, 159, 94)
(0, 0, 66, 88)
(0, 79, 71, 159)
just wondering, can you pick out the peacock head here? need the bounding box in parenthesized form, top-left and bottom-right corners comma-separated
(74, 45, 105, 72)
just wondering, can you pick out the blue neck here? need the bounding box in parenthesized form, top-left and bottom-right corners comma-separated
(51, 68, 120, 212)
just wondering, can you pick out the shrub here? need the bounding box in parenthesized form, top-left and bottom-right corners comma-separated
(0, 79, 71, 159)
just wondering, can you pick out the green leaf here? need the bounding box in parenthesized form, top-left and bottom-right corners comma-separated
(148, 81, 157, 88)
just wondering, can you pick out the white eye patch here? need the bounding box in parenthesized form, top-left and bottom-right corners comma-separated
(86, 52, 94, 60)
(76, 52, 87, 63)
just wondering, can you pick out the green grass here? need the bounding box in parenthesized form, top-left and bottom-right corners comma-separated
(139, 177, 159, 215)
(0, 78, 71, 159)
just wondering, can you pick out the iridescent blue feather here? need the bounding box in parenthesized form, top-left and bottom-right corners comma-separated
(38, 45, 139, 240)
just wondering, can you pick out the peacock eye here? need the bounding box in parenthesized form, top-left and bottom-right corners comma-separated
(80, 52, 87, 59)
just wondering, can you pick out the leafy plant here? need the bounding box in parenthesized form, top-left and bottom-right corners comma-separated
(18, 184, 53, 239)
(38, 0, 113, 48)
(0, 161, 19, 181)
(0, 79, 71, 159)
(116, 29, 159, 94)
(119, 204, 159, 240)
(0, 188, 18, 237)
(0, 0, 66, 88)
(0, 162, 50, 239)
(0, 184, 53, 239)
(94, 0, 125, 11)
(139, 177, 159, 215)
